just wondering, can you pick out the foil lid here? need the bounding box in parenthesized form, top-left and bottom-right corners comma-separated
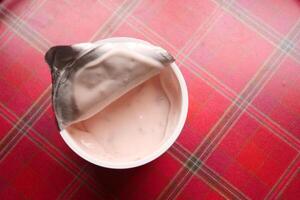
(44, 38, 175, 130)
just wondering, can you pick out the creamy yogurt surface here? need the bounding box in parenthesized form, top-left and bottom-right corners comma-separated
(67, 68, 180, 162)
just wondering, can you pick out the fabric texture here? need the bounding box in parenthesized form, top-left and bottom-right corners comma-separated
(0, 0, 299, 199)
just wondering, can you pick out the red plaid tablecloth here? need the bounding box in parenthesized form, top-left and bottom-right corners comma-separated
(0, 0, 300, 199)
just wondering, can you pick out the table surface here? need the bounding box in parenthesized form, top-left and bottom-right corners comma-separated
(0, 0, 300, 199)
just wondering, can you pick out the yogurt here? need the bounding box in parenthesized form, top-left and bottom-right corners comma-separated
(67, 67, 181, 162)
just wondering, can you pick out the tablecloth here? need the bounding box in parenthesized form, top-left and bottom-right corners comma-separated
(0, 0, 299, 199)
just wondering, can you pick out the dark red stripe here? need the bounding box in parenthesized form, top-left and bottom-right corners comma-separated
(0, 89, 51, 161)
(168, 143, 248, 200)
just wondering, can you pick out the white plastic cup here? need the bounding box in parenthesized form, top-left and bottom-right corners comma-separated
(60, 37, 188, 169)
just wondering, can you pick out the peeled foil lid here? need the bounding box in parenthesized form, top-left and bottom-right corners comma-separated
(44, 38, 175, 130)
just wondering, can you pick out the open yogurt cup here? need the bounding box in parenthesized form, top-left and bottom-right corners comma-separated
(59, 38, 188, 169)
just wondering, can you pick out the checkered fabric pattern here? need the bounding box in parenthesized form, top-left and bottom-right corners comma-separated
(0, 0, 299, 199)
